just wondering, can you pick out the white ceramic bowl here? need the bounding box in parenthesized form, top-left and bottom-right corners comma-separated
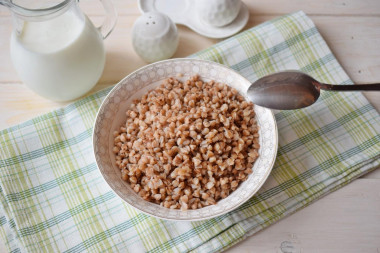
(93, 58, 278, 221)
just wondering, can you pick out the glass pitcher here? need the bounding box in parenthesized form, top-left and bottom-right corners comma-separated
(0, 0, 117, 101)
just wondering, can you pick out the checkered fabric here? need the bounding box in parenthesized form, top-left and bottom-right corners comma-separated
(0, 11, 379, 253)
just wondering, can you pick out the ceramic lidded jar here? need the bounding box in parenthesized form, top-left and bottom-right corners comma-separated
(196, 0, 241, 27)
(132, 12, 179, 63)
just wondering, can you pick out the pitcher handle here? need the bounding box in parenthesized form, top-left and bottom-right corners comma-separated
(98, 0, 117, 39)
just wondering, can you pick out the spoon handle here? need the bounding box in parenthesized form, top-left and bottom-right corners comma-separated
(319, 83, 380, 91)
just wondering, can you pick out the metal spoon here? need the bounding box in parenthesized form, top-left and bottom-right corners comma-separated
(247, 71, 380, 110)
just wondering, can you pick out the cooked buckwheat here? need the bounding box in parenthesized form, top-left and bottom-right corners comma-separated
(114, 76, 259, 210)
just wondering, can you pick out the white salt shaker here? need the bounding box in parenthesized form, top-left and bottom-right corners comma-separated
(196, 0, 242, 27)
(132, 12, 179, 63)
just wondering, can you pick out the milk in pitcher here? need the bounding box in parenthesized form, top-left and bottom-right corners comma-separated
(10, 9, 106, 101)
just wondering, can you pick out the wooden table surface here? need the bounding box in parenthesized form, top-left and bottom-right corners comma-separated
(0, 1, 379, 252)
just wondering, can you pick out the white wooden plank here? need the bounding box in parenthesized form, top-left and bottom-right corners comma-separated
(0, 83, 111, 130)
(314, 17, 380, 85)
(242, 0, 380, 16)
(362, 168, 380, 179)
(2, 0, 379, 16)
(80, 0, 380, 16)
(226, 179, 380, 253)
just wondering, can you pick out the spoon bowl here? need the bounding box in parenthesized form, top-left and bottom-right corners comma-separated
(247, 71, 380, 110)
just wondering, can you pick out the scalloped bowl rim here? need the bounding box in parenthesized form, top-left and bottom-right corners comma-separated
(92, 58, 278, 221)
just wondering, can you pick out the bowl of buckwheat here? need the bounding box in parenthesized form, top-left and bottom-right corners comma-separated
(93, 58, 278, 221)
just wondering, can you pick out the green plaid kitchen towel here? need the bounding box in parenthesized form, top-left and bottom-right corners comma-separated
(0, 11, 379, 252)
